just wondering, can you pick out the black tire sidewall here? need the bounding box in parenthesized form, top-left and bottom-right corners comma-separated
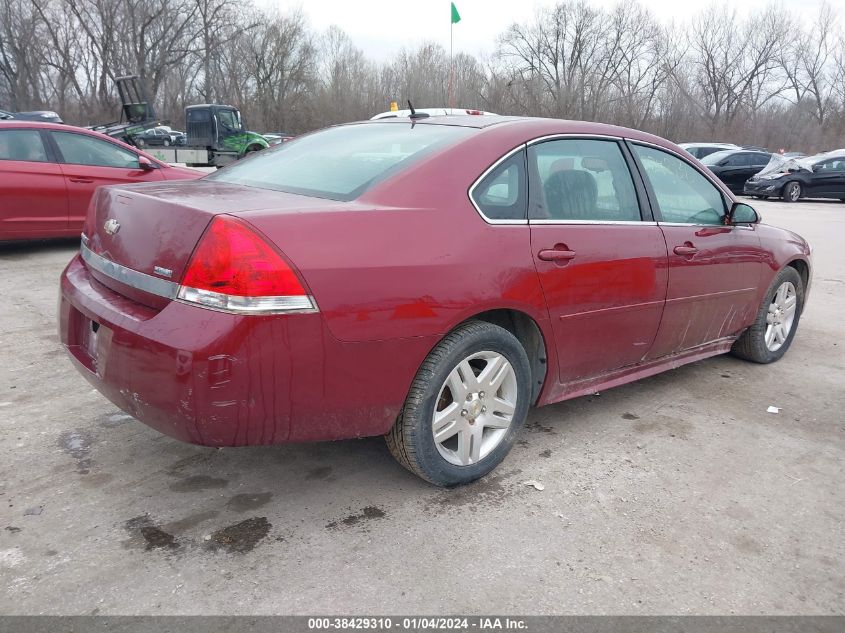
(407, 324, 532, 486)
(783, 181, 801, 202)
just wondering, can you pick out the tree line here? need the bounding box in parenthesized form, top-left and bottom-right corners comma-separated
(2, 0, 844, 151)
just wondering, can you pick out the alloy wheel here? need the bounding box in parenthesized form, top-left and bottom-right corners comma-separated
(786, 183, 801, 202)
(765, 281, 797, 352)
(432, 351, 517, 466)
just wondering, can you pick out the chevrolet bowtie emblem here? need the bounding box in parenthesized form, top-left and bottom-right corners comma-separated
(104, 219, 121, 235)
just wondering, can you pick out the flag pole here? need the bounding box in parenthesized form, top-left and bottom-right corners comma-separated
(449, 18, 454, 110)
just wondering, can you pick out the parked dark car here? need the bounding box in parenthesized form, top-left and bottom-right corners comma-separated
(678, 142, 739, 159)
(700, 149, 771, 194)
(744, 152, 845, 202)
(59, 116, 811, 486)
(134, 126, 175, 147)
(0, 108, 63, 124)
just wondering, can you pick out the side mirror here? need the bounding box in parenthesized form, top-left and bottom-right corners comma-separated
(138, 156, 156, 171)
(729, 202, 759, 225)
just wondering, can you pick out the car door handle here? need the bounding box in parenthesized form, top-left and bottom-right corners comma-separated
(673, 244, 699, 256)
(538, 248, 576, 262)
(68, 177, 94, 184)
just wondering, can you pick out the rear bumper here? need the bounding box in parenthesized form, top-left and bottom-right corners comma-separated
(59, 255, 432, 446)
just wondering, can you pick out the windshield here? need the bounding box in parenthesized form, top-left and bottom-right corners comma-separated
(700, 150, 735, 166)
(208, 123, 475, 201)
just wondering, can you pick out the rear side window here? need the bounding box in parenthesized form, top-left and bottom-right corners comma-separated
(0, 129, 49, 162)
(209, 123, 474, 201)
(53, 132, 140, 169)
(528, 138, 641, 222)
(471, 151, 526, 221)
(632, 144, 726, 225)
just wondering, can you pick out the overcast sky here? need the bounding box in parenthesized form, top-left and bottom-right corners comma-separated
(259, 0, 832, 59)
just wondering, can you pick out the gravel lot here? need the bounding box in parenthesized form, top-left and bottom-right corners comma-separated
(0, 198, 843, 615)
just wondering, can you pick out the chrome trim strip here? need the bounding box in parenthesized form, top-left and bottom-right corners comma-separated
(81, 241, 179, 299)
(467, 144, 529, 225)
(530, 220, 657, 226)
(527, 133, 620, 146)
(658, 222, 755, 231)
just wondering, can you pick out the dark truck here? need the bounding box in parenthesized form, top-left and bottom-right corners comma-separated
(90, 75, 267, 168)
(146, 104, 268, 167)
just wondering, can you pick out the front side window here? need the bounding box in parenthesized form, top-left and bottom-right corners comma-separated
(632, 144, 726, 225)
(218, 110, 238, 131)
(528, 138, 641, 222)
(209, 123, 474, 201)
(0, 129, 49, 162)
(471, 151, 526, 221)
(52, 132, 140, 169)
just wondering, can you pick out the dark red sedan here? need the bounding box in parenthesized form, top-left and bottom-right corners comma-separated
(59, 117, 811, 486)
(0, 121, 201, 241)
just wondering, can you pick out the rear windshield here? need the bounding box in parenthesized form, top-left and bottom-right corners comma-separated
(207, 123, 474, 201)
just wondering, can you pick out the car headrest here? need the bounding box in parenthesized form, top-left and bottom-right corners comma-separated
(543, 169, 598, 220)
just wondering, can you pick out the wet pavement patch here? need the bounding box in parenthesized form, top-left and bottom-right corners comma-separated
(206, 517, 271, 554)
(58, 429, 95, 473)
(539, 449, 552, 458)
(124, 515, 179, 552)
(5, 526, 21, 533)
(226, 493, 273, 513)
(622, 412, 640, 420)
(168, 475, 228, 492)
(326, 506, 386, 530)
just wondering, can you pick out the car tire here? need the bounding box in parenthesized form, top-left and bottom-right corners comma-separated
(782, 181, 801, 202)
(163, 139, 170, 146)
(731, 267, 804, 364)
(385, 320, 532, 487)
(136, 138, 145, 147)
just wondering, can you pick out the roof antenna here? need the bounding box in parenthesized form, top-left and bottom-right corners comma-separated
(408, 100, 429, 120)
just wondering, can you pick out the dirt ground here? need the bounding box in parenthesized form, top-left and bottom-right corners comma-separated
(0, 198, 843, 615)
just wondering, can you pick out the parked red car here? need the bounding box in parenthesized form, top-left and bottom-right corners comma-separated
(0, 121, 201, 241)
(59, 117, 811, 486)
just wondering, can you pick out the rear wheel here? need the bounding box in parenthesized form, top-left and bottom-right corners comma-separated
(136, 138, 145, 147)
(782, 181, 802, 202)
(386, 321, 531, 486)
(163, 138, 170, 147)
(731, 267, 803, 364)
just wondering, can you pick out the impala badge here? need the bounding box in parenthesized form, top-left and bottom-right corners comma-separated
(153, 266, 173, 278)
(104, 219, 121, 235)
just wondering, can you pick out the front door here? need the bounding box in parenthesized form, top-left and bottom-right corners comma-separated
(808, 159, 845, 198)
(50, 130, 165, 231)
(527, 137, 668, 384)
(629, 143, 764, 358)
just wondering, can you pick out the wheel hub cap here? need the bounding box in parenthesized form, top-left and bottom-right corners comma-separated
(765, 281, 797, 352)
(432, 351, 518, 467)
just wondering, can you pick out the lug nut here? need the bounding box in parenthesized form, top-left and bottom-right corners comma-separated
(479, 391, 485, 398)
(466, 394, 473, 402)
(481, 406, 487, 413)
(461, 409, 468, 417)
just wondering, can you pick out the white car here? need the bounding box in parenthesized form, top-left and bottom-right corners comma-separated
(678, 142, 741, 160)
(370, 107, 497, 120)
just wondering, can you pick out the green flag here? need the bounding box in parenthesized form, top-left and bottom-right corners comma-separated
(451, 2, 461, 24)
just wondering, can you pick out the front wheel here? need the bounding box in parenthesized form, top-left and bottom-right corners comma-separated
(163, 139, 170, 146)
(386, 321, 532, 486)
(782, 181, 802, 202)
(136, 138, 145, 147)
(731, 267, 803, 363)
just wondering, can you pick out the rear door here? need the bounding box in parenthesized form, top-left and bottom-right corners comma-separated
(629, 143, 763, 358)
(0, 127, 68, 237)
(49, 130, 166, 231)
(527, 137, 668, 384)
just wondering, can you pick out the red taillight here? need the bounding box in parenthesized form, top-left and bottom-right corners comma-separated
(178, 216, 315, 314)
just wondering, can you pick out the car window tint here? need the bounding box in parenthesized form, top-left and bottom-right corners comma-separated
(209, 123, 474, 201)
(0, 129, 49, 162)
(471, 151, 526, 221)
(632, 144, 726, 225)
(528, 138, 640, 222)
(752, 153, 770, 166)
(53, 131, 139, 169)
